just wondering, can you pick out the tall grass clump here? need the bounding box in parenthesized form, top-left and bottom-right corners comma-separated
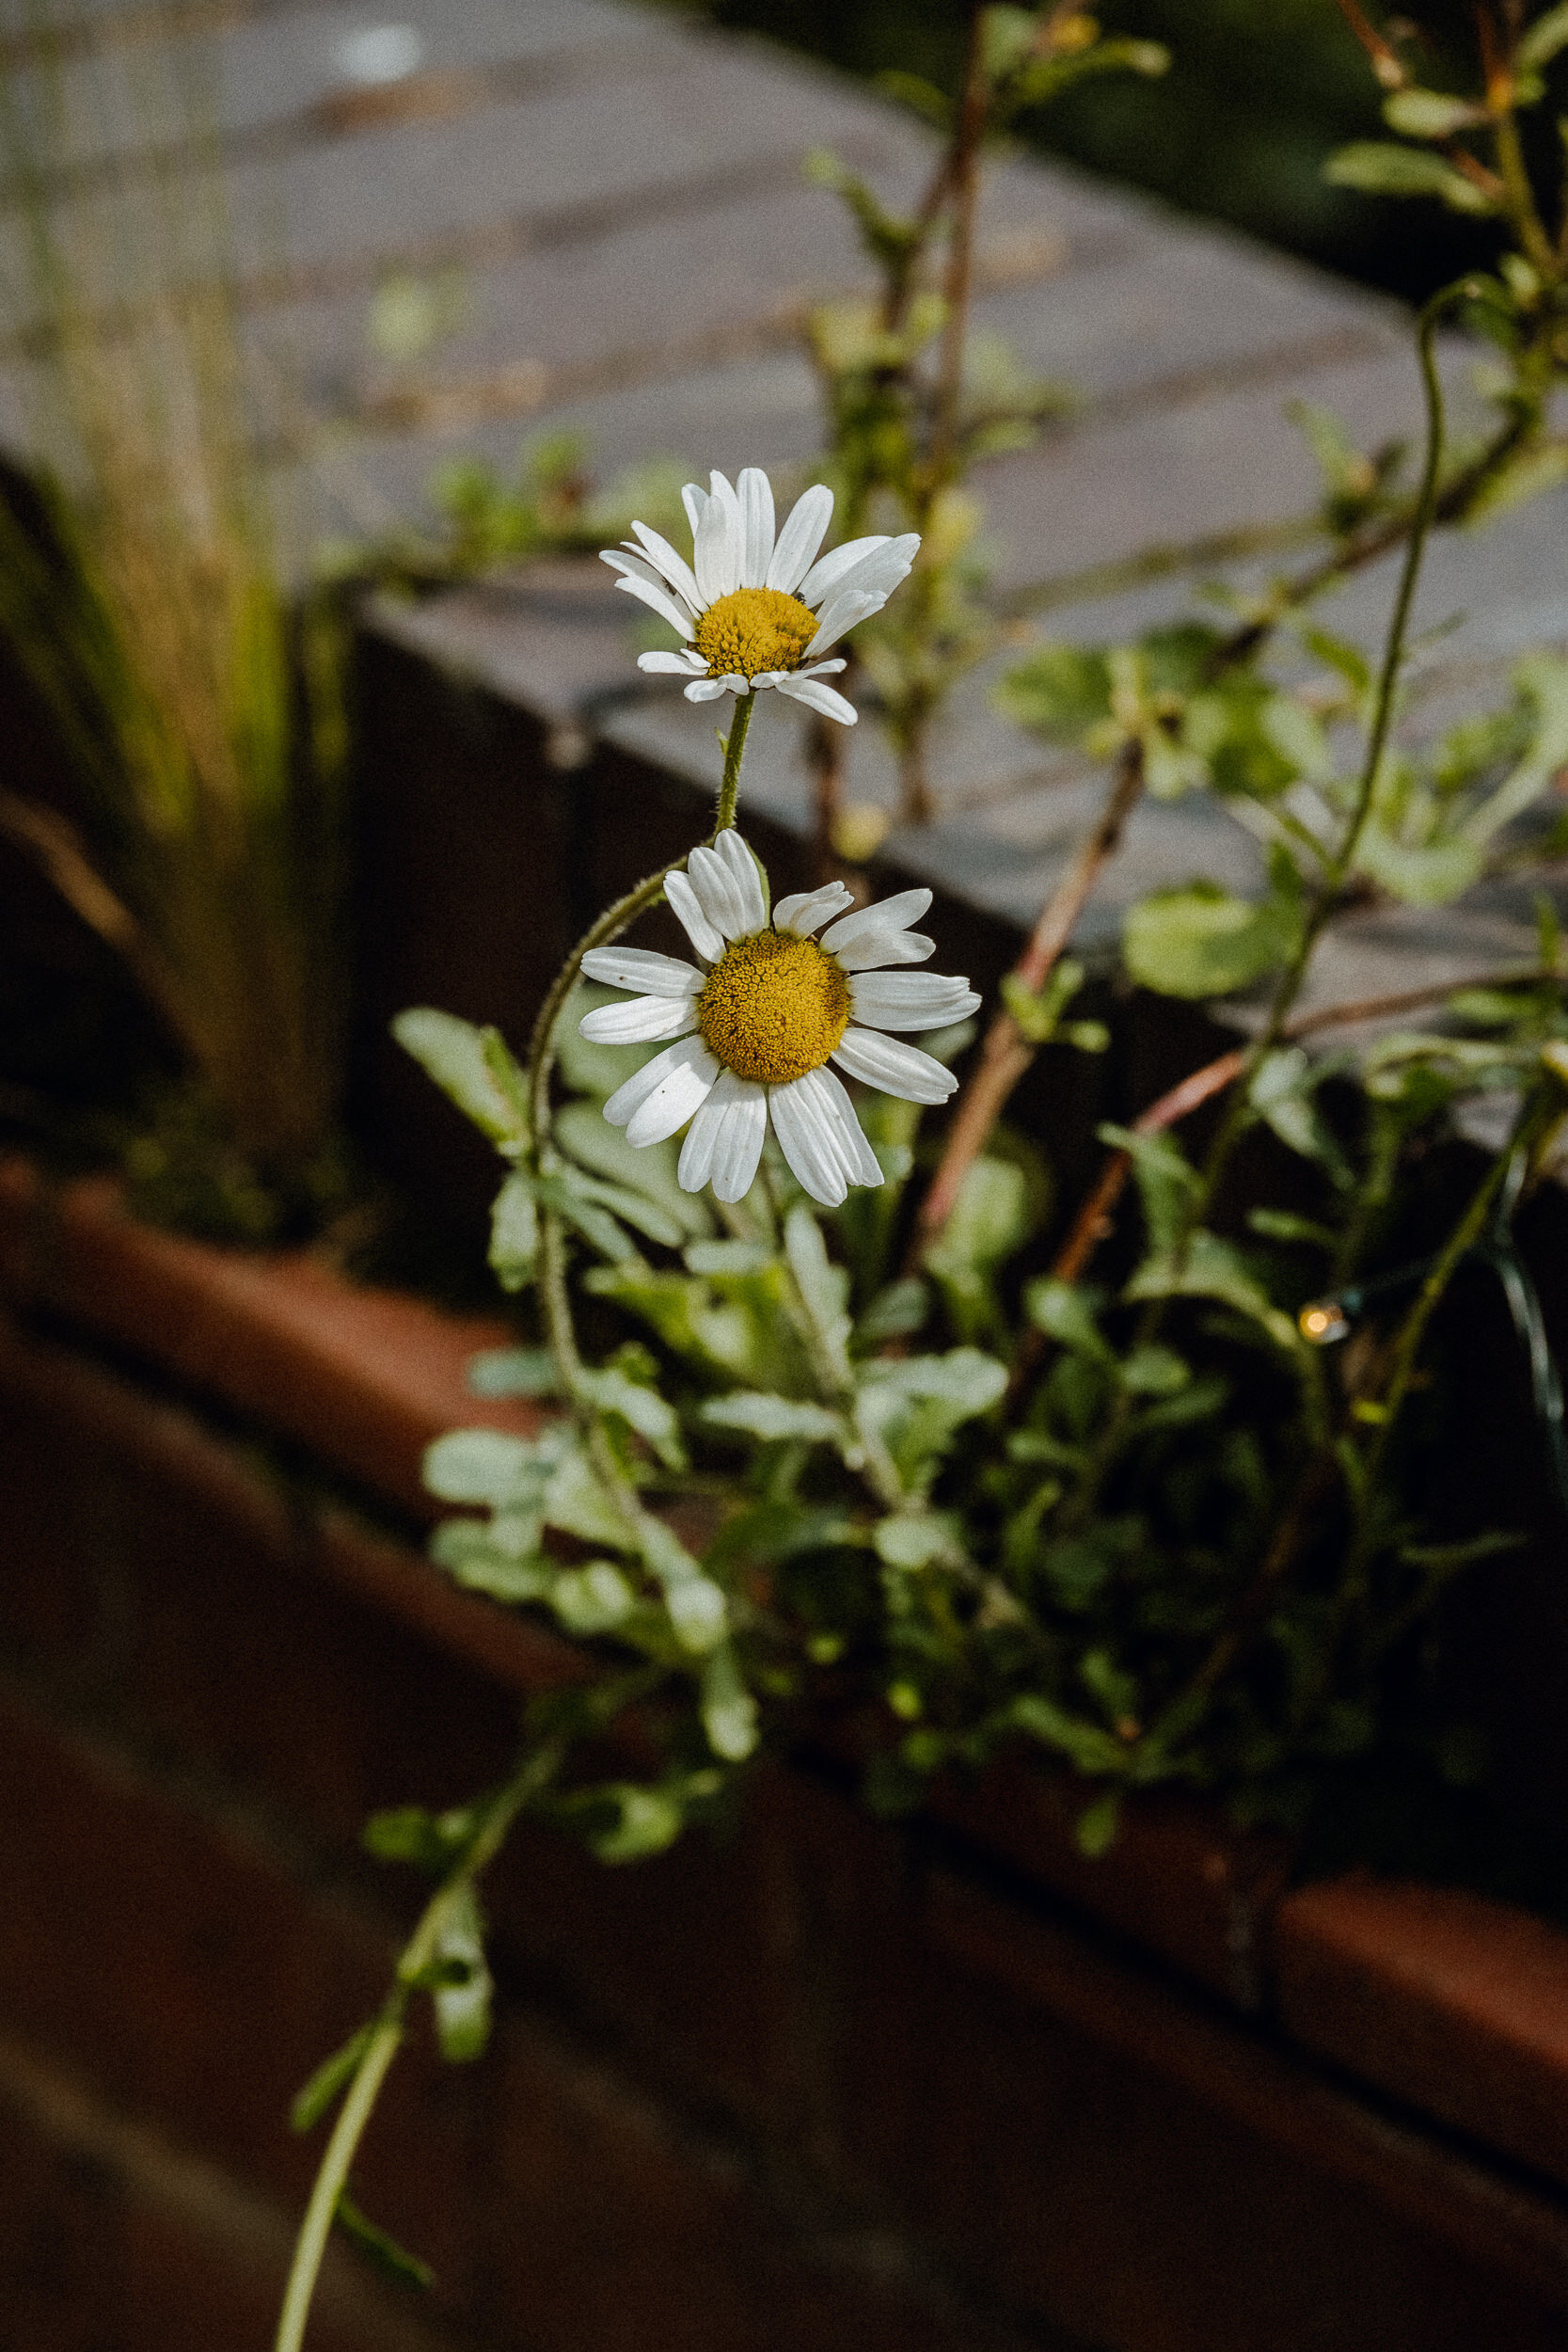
(0, 0, 348, 1230)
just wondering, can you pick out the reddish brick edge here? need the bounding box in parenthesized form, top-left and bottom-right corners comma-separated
(0, 1157, 538, 1518)
(1275, 1874, 1568, 2194)
(8, 1163, 1568, 2202)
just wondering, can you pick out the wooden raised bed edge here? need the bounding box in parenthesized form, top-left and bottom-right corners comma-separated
(6, 1156, 1568, 2206)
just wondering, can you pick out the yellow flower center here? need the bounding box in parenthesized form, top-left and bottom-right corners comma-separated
(698, 930, 850, 1086)
(694, 587, 817, 682)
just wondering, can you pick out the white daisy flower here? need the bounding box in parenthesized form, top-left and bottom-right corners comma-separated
(600, 467, 919, 727)
(577, 830, 979, 1209)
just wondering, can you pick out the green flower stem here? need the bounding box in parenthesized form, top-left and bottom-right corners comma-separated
(273, 1747, 559, 2352)
(1058, 280, 1467, 1534)
(1175, 278, 1470, 1263)
(714, 691, 753, 835)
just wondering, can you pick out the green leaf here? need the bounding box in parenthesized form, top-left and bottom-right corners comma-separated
(700, 1391, 844, 1443)
(701, 1641, 760, 1761)
(1521, 3, 1568, 70)
(1123, 880, 1297, 999)
(584, 1782, 688, 1864)
(291, 2025, 375, 2133)
(578, 1365, 687, 1470)
(550, 1560, 637, 1635)
(785, 1204, 853, 1368)
(428, 1519, 552, 1604)
(542, 1446, 635, 1550)
(431, 1883, 493, 2063)
(467, 1346, 560, 1399)
(423, 1426, 544, 1508)
(994, 642, 1112, 743)
(392, 1008, 527, 1146)
(1010, 1692, 1125, 1774)
(855, 1277, 930, 1345)
(335, 2193, 436, 2292)
(555, 1097, 711, 1241)
(981, 4, 1037, 83)
(1324, 142, 1496, 214)
(1097, 1124, 1199, 1254)
(1025, 1277, 1114, 1362)
(874, 1513, 960, 1570)
(362, 1802, 479, 1871)
(489, 1171, 539, 1291)
(1125, 1231, 1300, 1353)
(533, 1170, 639, 1263)
(1074, 1788, 1122, 1857)
(1383, 88, 1485, 139)
(926, 1155, 1032, 1339)
(859, 1348, 1008, 1417)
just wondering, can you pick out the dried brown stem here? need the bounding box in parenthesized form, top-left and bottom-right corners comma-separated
(909, 739, 1146, 1269)
(0, 787, 200, 1064)
(928, 0, 989, 485)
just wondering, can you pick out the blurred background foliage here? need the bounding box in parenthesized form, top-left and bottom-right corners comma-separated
(655, 0, 1553, 301)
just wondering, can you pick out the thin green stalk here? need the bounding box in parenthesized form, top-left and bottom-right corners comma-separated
(1059, 281, 1467, 1530)
(1183, 278, 1470, 1248)
(715, 692, 753, 835)
(273, 1746, 559, 2352)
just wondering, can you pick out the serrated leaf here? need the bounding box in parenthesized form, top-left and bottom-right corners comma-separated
(555, 1098, 711, 1242)
(1324, 142, 1496, 214)
(291, 2025, 375, 2133)
(859, 1347, 1007, 1416)
(393, 1008, 525, 1145)
(489, 1171, 539, 1291)
(578, 1365, 687, 1470)
(1025, 1276, 1114, 1361)
(700, 1391, 843, 1442)
(542, 1446, 634, 1550)
(467, 1346, 561, 1399)
(423, 1426, 546, 1508)
(855, 1277, 930, 1345)
(429, 1521, 553, 1604)
(874, 1513, 960, 1569)
(1097, 1123, 1199, 1254)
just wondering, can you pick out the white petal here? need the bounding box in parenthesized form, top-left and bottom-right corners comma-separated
(625, 1042, 721, 1147)
(664, 869, 725, 963)
(766, 482, 833, 594)
(768, 1068, 849, 1207)
(713, 826, 768, 931)
(604, 1034, 717, 1128)
(796, 657, 847, 677)
(719, 673, 748, 695)
(579, 994, 698, 1044)
(628, 520, 704, 615)
(750, 671, 786, 690)
(772, 881, 855, 937)
(821, 890, 931, 952)
(737, 467, 776, 589)
(686, 838, 754, 941)
(832, 929, 935, 971)
(685, 678, 730, 702)
(804, 590, 880, 659)
(799, 534, 891, 608)
(768, 1067, 879, 1204)
(814, 1064, 884, 1187)
(832, 1026, 958, 1104)
(580, 946, 704, 997)
(803, 532, 919, 610)
(679, 1070, 767, 1201)
(694, 469, 742, 603)
(847, 972, 981, 1031)
(681, 481, 707, 540)
(638, 649, 708, 675)
(603, 558, 697, 640)
(774, 674, 858, 725)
